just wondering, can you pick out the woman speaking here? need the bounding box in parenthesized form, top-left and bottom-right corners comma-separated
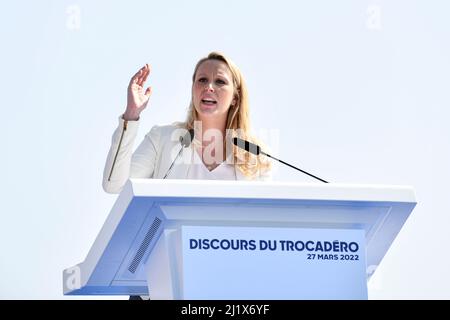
(103, 52, 272, 194)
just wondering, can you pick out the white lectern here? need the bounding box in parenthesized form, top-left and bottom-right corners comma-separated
(63, 179, 416, 299)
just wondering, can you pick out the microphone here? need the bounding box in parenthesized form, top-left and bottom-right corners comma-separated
(163, 129, 194, 179)
(232, 137, 329, 183)
(180, 128, 194, 148)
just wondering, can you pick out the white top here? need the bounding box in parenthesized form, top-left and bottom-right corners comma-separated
(186, 149, 237, 180)
(103, 119, 271, 194)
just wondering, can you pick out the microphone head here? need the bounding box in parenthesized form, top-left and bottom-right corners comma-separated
(180, 128, 195, 148)
(233, 137, 261, 156)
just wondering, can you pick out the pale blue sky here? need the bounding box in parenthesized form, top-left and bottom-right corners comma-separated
(1, 0, 449, 299)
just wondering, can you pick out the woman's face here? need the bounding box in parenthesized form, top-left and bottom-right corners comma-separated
(192, 59, 236, 119)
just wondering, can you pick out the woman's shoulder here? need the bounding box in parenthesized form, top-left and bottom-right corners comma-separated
(147, 121, 186, 131)
(146, 121, 188, 140)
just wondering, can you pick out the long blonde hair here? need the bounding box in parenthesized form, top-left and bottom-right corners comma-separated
(185, 52, 271, 178)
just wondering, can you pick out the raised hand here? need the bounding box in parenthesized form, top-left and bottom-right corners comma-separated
(123, 64, 152, 121)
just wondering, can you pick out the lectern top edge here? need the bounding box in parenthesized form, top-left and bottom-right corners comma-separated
(127, 179, 416, 204)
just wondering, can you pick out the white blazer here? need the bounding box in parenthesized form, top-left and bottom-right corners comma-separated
(102, 117, 271, 194)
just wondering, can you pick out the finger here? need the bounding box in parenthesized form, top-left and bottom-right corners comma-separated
(136, 70, 146, 86)
(136, 64, 148, 86)
(141, 64, 151, 85)
(138, 64, 150, 86)
(130, 72, 140, 85)
(131, 65, 146, 85)
(144, 86, 152, 98)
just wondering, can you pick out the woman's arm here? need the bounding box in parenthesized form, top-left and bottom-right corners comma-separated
(102, 119, 161, 194)
(102, 64, 155, 193)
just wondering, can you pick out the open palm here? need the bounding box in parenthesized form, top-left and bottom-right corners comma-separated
(124, 64, 152, 120)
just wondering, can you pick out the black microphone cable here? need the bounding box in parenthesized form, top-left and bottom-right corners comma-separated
(233, 137, 328, 183)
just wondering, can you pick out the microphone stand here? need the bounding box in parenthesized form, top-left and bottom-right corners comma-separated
(163, 129, 194, 179)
